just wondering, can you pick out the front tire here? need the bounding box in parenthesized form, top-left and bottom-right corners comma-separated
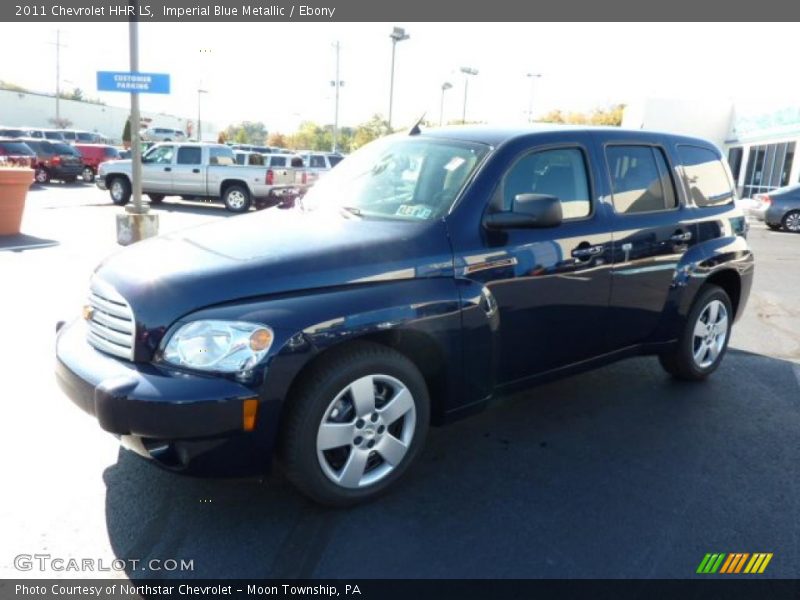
(223, 185, 251, 213)
(108, 177, 131, 205)
(280, 342, 430, 507)
(147, 194, 165, 204)
(659, 284, 733, 381)
(782, 210, 800, 233)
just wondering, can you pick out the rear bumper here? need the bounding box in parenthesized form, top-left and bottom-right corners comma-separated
(55, 319, 271, 474)
(50, 164, 83, 178)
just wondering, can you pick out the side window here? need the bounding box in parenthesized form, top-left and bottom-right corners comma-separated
(498, 147, 591, 219)
(177, 147, 202, 165)
(248, 154, 264, 166)
(235, 154, 245, 165)
(678, 145, 735, 207)
(209, 146, 234, 166)
(143, 145, 175, 164)
(271, 156, 287, 167)
(606, 145, 677, 214)
(310, 155, 327, 168)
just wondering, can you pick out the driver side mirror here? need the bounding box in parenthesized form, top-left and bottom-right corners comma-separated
(484, 193, 563, 229)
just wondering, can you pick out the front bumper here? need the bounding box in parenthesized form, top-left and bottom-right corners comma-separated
(55, 319, 269, 474)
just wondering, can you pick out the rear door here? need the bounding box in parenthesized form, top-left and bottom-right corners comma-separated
(171, 146, 205, 195)
(597, 134, 698, 348)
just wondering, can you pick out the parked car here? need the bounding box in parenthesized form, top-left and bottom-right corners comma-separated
(74, 144, 121, 183)
(0, 138, 37, 168)
(96, 142, 306, 212)
(58, 130, 102, 144)
(142, 127, 186, 142)
(14, 137, 83, 183)
(26, 128, 68, 142)
(0, 127, 29, 138)
(748, 185, 800, 233)
(56, 126, 753, 506)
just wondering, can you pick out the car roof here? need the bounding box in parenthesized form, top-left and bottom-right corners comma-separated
(418, 124, 717, 149)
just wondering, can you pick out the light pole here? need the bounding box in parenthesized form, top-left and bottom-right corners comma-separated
(439, 82, 452, 126)
(460, 67, 478, 124)
(526, 72, 542, 123)
(388, 26, 410, 130)
(197, 88, 208, 141)
(331, 41, 344, 153)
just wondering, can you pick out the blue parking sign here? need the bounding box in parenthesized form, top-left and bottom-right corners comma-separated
(97, 71, 170, 94)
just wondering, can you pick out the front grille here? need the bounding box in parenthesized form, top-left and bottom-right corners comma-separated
(86, 280, 135, 360)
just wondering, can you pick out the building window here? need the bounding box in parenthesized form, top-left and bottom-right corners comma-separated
(727, 147, 743, 181)
(740, 141, 796, 198)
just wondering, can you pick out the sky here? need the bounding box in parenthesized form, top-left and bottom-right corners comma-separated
(1, 22, 799, 133)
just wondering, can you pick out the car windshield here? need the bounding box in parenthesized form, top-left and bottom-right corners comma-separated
(302, 136, 489, 221)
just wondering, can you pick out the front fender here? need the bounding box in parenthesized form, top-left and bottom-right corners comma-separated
(184, 278, 464, 451)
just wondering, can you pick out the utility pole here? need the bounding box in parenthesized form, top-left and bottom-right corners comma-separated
(116, 0, 158, 245)
(49, 30, 67, 125)
(388, 27, 410, 130)
(439, 82, 452, 126)
(197, 87, 208, 141)
(460, 67, 478, 124)
(526, 72, 542, 123)
(331, 41, 343, 153)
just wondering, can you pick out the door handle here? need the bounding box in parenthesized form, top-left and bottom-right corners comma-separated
(192, 168, 200, 173)
(571, 245, 604, 259)
(670, 231, 692, 243)
(164, 167, 172, 172)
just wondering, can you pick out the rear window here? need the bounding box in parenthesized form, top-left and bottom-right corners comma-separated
(678, 145, 735, 207)
(51, 142, 79, 155)
(328, 155, 343, 167)
(104, 147, 120, 158)
(269, 156, 287, 167)
(76, 132, 94, 142)
(0, 142, 35, 155)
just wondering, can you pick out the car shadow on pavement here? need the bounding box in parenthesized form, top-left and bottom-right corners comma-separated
(0, 233, 59, 252)
(103, 349, 800, 579)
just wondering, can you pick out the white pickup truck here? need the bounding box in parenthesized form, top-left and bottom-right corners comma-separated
(96, 143, 306, 212)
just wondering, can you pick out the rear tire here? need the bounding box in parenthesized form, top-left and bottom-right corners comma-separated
(223, 185, 251, 213)
(766, 223, 782, 231)
(82, 167, 95, 183)
(659, 284, 733, 381)
(108, 177, 131, 205)
(280, 342, 430, 507)
(147, 194, 165, 204)
(35, 167, 50, 184)
(782, 210, 800, 233)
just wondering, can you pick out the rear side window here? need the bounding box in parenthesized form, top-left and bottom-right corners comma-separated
(177, 147, 202, 165)
(678, 145, 734, 207)
(310, 155, 327, 168)
(209, 146, 234, 166)
(104, 147, 120, 158)
(498, 147, 592, 219)
(0, 142, 35, 155)
(270, 156, 287, 167)
(606, 145, 677, 214)
(235, 154, 245, 165)
(328, 155, 343, 167)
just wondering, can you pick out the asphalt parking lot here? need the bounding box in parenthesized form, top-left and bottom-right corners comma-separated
(1, 182, 798, 580)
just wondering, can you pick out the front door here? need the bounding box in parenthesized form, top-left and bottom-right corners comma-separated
(141, 144, 175, 193)
(453, 140, 615, 386)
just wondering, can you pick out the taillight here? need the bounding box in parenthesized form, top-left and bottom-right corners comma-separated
(761, 194, 772, 206)
(301, 171, 307, 185)
(266, 169, 274, 185)
(51, 156, 62, 165)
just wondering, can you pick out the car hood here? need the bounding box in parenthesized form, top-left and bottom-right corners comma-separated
(94, 208, 454, 340)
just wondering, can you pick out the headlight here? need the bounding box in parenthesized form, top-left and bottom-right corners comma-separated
(162, 320, 274, 373)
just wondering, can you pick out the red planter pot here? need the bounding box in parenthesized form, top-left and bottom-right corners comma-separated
(0, 168, 34, 236)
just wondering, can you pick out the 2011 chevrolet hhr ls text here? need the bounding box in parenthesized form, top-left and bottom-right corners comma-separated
(56, 126, 753, 506)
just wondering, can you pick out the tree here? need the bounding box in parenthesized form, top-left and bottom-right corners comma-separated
(267, 132, 287, 148)
(122, 117, 131, 145)
(223, 121, 269, 145)
(217, 131, 228, 144)
(0, 80, 28, 92)
(539, 104, 625, 126)
(352, 114, 390, 149)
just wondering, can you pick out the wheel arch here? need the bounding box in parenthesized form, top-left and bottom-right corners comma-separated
(220, 179, 249, 196)
(705, 269, 742, 319)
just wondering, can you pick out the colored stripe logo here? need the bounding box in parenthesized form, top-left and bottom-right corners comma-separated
(697, 553, 773, 574)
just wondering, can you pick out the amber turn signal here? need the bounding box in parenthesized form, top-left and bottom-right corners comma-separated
(249, 328, 273, 352)
(242, 398, 259, 431)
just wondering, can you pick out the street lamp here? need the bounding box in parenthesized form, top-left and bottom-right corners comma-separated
(197, 88, 208, 141)
(388, 26, 410, 130)
(439, 82, 452, 126)
(526, 72, 542, 124)
(331, 41, 344, 153)
(460, 67, 478, 124)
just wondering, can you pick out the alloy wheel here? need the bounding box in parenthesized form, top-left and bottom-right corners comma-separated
(110, 181, 124, 201)
(692, 299, 729, 368)
(784, 212, 800, 232)
(316, 374, 416, 489)
(227, 190, 246, 209)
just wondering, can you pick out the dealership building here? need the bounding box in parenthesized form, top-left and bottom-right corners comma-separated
(623, 98, 800, 199)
